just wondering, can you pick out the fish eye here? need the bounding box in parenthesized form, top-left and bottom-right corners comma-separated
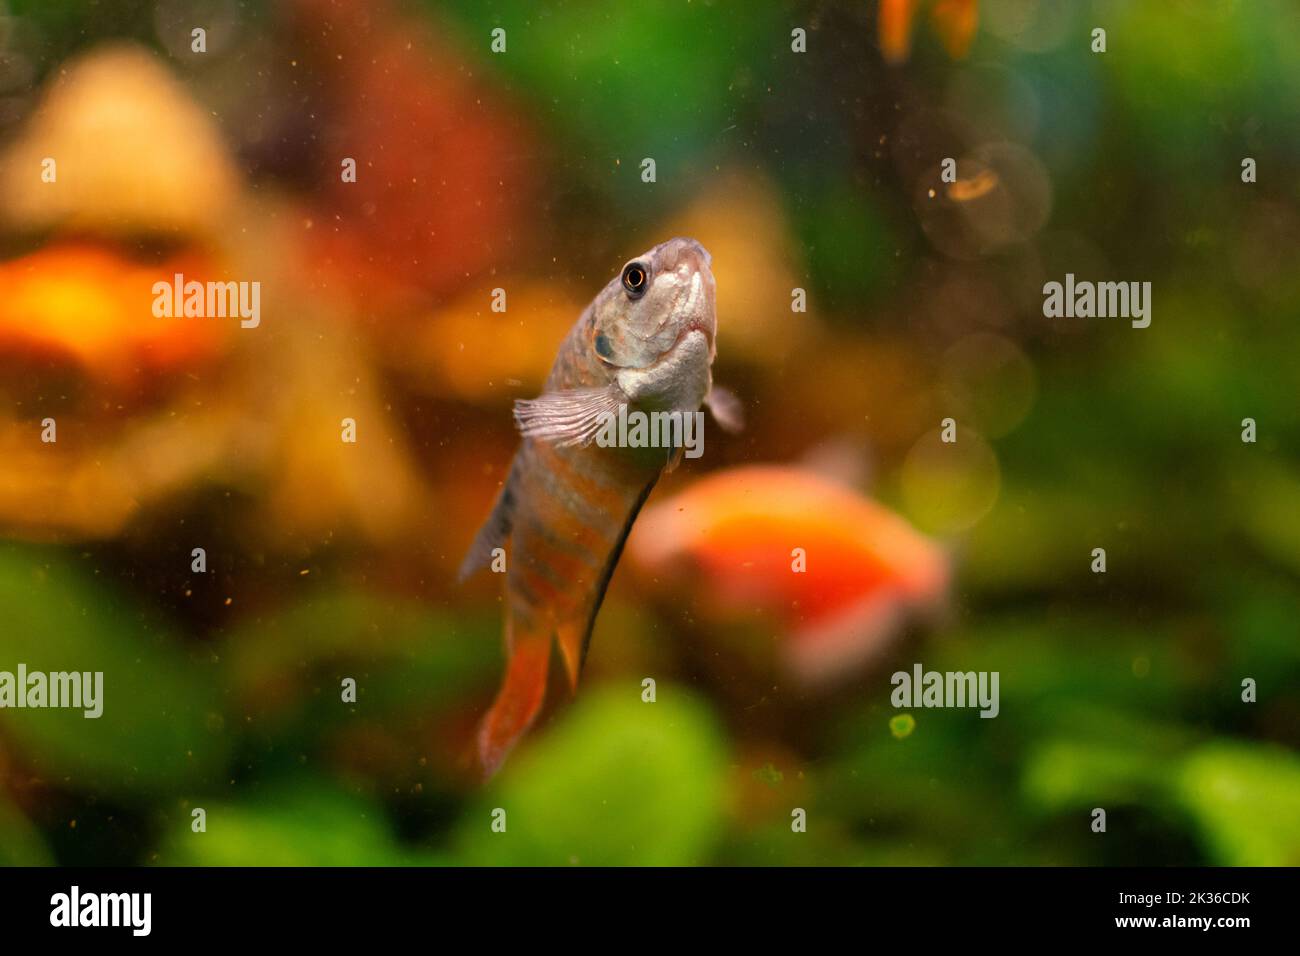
(621, 262, 648, 298)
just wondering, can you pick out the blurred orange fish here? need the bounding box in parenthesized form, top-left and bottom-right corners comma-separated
(628, 465, 948, 683)
(460, 238, 742, 775)
(879, 0, 978, 64)
(0, 244, 226, 381)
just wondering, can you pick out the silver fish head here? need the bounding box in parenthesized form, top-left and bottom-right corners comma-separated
(589, 237, 717, 371)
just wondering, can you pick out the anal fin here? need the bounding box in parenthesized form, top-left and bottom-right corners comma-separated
(478, 616, 551, 777)
(555, 620, 584, 692)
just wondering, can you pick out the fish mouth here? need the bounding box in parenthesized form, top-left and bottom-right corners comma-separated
(685, 319, 714, 351)
(676, 324, 712, 351)
(664, 238, 712, 273)
(645, 326, 711, 376)
(635, 324, 710, 374)
(667, 269, 716, 348)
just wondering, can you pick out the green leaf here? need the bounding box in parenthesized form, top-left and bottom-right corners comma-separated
(1176, 742, 1300, 866)
(0, 794, 53, 865)
(153, 783, 442, 866)
(220, 589, 498, 742)
(455, 685, 727, 865)
(0, 548, 230, 795)
(432, 0, 785, 208)
(1023, 739, 1170, 811)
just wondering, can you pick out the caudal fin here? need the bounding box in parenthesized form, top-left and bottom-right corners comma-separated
(478, 620, 551, 776)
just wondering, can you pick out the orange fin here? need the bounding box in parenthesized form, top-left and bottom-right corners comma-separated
(879, 0, 920, 64)
(478, 621, 551, 776)
(930, 0, 978, 60)
(556, 620, 585, 692)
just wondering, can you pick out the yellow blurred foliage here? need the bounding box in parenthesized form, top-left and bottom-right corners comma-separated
(0, 44, 240, 237)
(400, 281, 584, 402)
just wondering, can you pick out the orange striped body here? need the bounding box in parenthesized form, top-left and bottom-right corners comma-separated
(473, 346, 672, 774)
(464, 238, 718, 775)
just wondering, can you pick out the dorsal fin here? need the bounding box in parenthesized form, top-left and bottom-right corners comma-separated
(457, 457, 521, 582)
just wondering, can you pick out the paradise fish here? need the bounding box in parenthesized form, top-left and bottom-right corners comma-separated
(460, 237, 742, 774)
(628, 465, 949, 684)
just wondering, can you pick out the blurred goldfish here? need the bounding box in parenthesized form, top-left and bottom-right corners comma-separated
(879, 0, 978, 64)
(460, 238, 741, 775)
(0, 244, 227, 381)
(628, 465, 949, 684)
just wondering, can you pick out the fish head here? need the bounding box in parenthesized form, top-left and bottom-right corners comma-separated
(589, 237, 717, 372)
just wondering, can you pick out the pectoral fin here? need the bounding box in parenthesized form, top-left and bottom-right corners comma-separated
(513, 385, 626, 446)
(705, 385, 745, 434)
